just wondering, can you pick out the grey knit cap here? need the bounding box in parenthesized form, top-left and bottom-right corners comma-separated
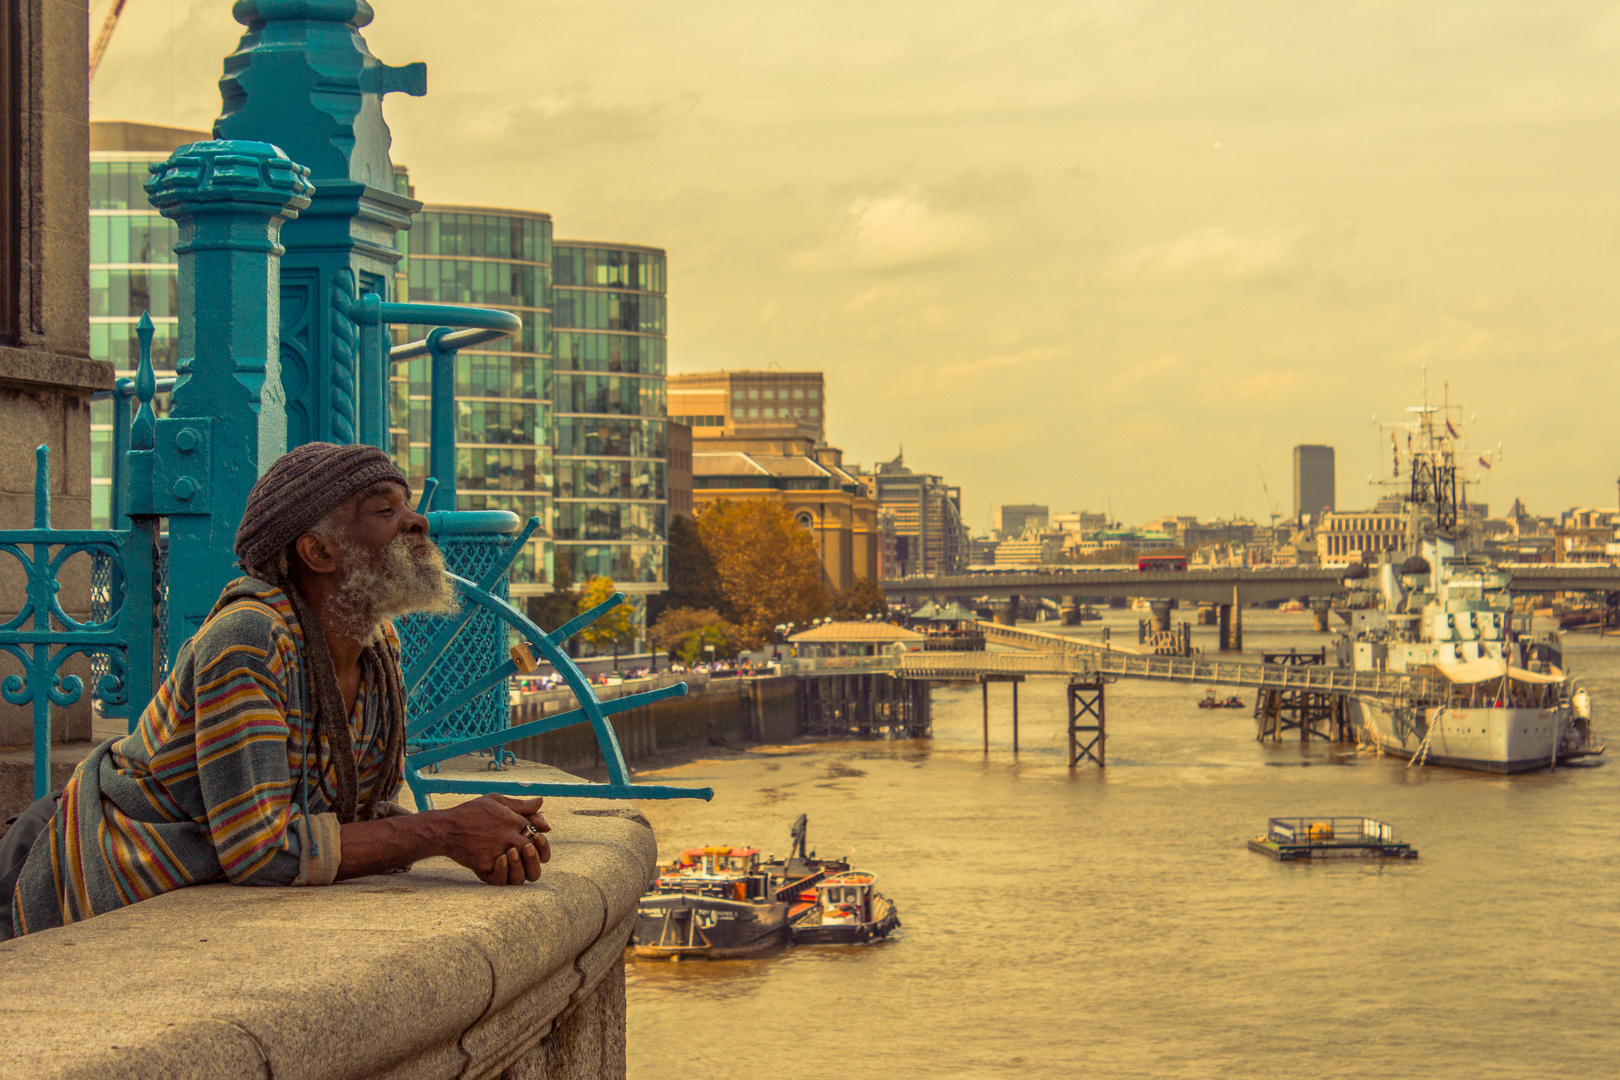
(235, 442, 410, 572)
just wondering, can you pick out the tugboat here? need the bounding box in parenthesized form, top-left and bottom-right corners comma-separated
(790, 871, 901, 945)
(632, 816, 852, 960)
(1198, 688, 1245, 709)
(632, 846, 789, 960)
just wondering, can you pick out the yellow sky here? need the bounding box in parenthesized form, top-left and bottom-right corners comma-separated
(92, 1, 1620, 527)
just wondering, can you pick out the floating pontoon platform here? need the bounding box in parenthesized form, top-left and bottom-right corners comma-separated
(1248, 817, 1418, 861)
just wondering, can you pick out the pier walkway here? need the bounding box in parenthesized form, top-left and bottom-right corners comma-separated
(784, 641, 1441, 706)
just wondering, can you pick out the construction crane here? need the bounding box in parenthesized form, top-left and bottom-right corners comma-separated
(88, 0, 131, 85)
(1256, 464, 1281, 529)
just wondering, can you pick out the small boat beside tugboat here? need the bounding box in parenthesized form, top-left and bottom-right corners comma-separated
(790, 871, 901, 945)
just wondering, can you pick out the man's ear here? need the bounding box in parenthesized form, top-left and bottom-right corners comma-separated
(293, 532, 341, 575)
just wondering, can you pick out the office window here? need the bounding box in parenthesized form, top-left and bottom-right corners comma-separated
(748, 389, 758, 400)
(763, 388, 774, 400)
(793, 389, 804, 400)
(733, 389, 744, 400)
(808, 388, 820, 400)
(808, 407, 820, 417)
(748, 408, 758, 418)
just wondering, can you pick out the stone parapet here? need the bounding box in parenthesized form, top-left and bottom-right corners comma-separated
(0, 765, 654, 1080)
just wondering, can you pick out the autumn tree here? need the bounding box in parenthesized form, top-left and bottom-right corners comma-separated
(829, 576, 890, 620)
(696, 500, 827, 648)
(576, 575, 638, 669)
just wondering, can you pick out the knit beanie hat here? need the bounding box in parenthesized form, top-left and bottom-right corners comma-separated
(235, 442, 410, 573)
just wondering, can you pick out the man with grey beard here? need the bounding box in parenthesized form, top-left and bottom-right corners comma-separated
(3, 443, 551, 937)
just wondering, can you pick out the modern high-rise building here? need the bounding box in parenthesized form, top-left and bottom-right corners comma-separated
(857, 452, 968, 577)
(668, 370, 825, 442)
(550, 241, 669, 622)
(1292, 444, 1336, 522)
(395, 203, 556, 598)
(87, 122, 206, 527)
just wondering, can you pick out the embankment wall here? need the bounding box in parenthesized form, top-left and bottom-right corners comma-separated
(507, 675, 802, 772)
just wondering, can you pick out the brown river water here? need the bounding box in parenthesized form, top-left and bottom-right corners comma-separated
(625, 610, 1619, 1079)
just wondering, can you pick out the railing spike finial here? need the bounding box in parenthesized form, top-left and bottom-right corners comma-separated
(131, 312, 157, 452)
(32, 445, 50, 529)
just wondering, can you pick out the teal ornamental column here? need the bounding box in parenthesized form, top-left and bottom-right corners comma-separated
(214, 0, 426, 452)
(142, 141, 315, 658)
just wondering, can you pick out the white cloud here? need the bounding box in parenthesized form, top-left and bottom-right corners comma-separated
(847, 188, 974, 269)
(1113, 225, 1315, 280)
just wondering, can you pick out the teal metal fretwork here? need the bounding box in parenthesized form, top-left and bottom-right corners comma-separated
(0, 447, 157, 799)
(216, 0, 425, 451)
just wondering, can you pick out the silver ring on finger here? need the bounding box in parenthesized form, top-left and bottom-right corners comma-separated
(523, 824, 540, 840)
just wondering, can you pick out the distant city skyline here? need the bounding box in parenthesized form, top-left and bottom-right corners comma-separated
(90, 1, 1620, 525)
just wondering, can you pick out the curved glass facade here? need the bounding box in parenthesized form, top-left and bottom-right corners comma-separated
(88, 152, 182, 528)
(552, 242, 668, 603)
(396, 207, 555, 594)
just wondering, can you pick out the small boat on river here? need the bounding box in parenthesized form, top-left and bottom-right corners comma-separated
(790, 871, 901, 945)
(1198, 689, 1245, 709)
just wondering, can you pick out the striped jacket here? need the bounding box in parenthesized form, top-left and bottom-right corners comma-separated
(11, 577, 402, 936)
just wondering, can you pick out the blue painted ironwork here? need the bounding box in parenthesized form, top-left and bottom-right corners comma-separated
(0, 447, 157, 798)
(140, 140, 314, 664)
(402, 576, 713, 805)
(216, 0, 426, 451)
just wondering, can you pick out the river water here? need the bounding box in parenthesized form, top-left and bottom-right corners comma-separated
(625, 610, 1619, 1079)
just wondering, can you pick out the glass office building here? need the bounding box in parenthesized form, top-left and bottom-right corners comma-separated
(396, 205, 555, 596)
(551, 241, 668, 634)
(87, 132, 194, 528)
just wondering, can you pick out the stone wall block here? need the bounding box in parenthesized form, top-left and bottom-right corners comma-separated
(500, 962, 628, 1080)
(0, 1013, 270, 1080)
(0, 390, 57, 495)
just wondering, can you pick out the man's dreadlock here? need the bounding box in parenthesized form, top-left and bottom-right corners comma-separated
(249, 547, 408, 825)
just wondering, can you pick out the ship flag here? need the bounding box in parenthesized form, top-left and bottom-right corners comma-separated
(1478, 456, 1492, 469)
(1446, 419, 1459, 438)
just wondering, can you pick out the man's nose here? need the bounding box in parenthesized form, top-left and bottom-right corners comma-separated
(402, 506, 429, 534)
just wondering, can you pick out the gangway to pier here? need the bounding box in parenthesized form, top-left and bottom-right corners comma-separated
(975, 620, 1145, 657)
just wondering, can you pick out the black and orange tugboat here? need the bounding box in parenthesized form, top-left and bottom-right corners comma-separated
(632, 816, 852, 960)
(633, 845, 789, 960)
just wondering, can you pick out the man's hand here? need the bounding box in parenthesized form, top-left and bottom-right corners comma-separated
(433, 794, 552, 885)
(335, 794, 551, 885)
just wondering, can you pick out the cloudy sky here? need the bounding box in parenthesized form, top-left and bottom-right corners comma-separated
(93, 1, 1620, 529)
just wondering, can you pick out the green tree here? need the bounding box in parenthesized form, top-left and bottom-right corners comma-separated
(576, 575, 638, 669)
(648, 513, 732, 627)
(697, 500, 827, 648)
(829, 576, 890, 620)
(650, 606, 738, 665)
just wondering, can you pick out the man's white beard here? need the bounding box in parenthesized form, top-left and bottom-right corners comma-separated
(328, 533, 459, 643)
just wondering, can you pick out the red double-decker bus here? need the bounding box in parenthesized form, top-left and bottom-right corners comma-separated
(1137, 554, 1188, 572)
